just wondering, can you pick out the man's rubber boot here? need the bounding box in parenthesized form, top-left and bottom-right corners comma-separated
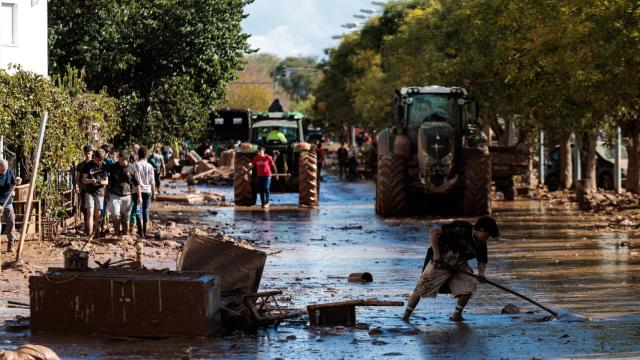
(449, 310, 465, 322)
(112, 217, 121, 237)
(121, 218, 129, 237)
(6, 238, 13, 253)
(402, 292, 421, 321)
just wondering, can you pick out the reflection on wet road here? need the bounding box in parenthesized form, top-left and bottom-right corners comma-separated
(2, 175, 640, 359)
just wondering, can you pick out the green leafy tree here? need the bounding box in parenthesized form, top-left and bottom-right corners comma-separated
(222, 53, 283, 111)
(315, 0, 640, 192)
(0, 67, 118, 219)
(49, 0, 252, 145)
(312, 1, 411, 138)
(275, 57, 321, 101)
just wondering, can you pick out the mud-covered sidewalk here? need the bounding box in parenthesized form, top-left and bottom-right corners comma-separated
(2, 176, 640, 359)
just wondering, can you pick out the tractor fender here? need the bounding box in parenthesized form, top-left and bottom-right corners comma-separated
(377, 129, 392, 157)
(394, 134, 411, 158)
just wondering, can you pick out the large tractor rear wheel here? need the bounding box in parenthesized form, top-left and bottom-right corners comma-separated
(376, 155, 407, 217)
(234, 153, 256, 206)
(298, 151, 319, 207)
(462, 148, 491, 216)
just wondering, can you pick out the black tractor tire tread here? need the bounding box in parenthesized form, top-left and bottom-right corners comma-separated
(463, 148, 491, 216)
(234, 153, 256, 206)
(376, 155, 408, 217)
(299, 151, 319, 207)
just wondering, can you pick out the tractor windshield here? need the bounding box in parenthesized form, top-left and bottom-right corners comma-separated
(407, 94, 456, 128)
(253, 120, 299, 143)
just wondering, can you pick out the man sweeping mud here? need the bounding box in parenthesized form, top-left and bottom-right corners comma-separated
(402, 216, 499, 322)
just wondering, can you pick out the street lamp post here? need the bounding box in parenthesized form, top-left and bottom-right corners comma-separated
(341, 22, 359, 29)
(615, 126, 622, 192)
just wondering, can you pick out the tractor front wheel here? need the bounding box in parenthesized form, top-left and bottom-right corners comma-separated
(376, 155, 407, 217)
(298, 151, 319, 207)
(462, 148, 491, 216)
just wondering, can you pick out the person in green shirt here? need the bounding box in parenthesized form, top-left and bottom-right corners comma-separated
(266, 128, 288, 144)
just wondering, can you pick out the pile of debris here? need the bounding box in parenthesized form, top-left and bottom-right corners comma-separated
(529, 188, 576, 207)
(169, 149, 236, 185)
(531, 186, 640, 213)
(155, 191, 227, 206)
(580, 190, 640, 213)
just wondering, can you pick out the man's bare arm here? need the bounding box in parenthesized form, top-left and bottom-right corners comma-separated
(81, 173, 94, 185)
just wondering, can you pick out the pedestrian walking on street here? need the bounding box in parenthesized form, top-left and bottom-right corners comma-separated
(149, 146, 165, 193)
(347, 145, 357, 180)
(106, 150, 142, 237)
(251, 146, 277, 209)
(130, 144, 141, 163)
(134, 147, 156, 238)
(75, 144, 93, 234)
(402, 216, 499, 322)
(0, 159, 21, 252)
(80, 149, 108, 236)
(337, 142, 348, 179)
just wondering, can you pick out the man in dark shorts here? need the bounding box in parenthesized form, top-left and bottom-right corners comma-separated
(81, 149, 108, 236)
(402, 216, 499, 322)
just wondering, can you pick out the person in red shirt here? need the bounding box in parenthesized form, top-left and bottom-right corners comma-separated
(251, 147, 277, 208)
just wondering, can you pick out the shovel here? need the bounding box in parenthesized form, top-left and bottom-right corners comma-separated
(442, 263, 559, 319)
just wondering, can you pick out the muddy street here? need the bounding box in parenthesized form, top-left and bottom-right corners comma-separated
(2, 175, 640, 359)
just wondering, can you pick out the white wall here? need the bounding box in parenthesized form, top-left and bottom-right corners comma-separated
(0, 0, 47, 76)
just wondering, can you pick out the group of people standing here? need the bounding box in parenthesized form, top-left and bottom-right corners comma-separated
(76, 144, 165, 238)
(336, 142, 359, 180)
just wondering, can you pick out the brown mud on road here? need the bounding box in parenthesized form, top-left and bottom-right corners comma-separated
(2, 176, 640, 359)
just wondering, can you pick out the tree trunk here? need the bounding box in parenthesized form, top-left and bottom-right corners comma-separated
(487, 114, 505, 145)
(627, 122, 640, 193)
(559, 132, 573, 189)
(480, 113, 492, 144)
(579, 131, 597, 191)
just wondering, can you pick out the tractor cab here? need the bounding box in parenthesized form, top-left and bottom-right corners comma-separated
(234, 111, 319, 207)
(376, 85, 490, 217)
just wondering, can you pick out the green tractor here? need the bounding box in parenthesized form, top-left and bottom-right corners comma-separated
(376, 86, 491, 217)
(234, 112, 319, 207)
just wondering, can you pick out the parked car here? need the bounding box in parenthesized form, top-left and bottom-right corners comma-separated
(545, 143, 627, 191)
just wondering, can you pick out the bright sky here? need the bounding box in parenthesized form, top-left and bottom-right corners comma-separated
(242, 0, 378, 58)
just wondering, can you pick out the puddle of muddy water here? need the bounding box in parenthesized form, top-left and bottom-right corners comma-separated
(2, 174, 640, 359)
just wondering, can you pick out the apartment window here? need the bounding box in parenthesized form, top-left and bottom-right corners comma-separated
(0, 2, 17, 45)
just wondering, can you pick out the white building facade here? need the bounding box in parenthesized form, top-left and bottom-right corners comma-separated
(0, 0, 47, 76)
